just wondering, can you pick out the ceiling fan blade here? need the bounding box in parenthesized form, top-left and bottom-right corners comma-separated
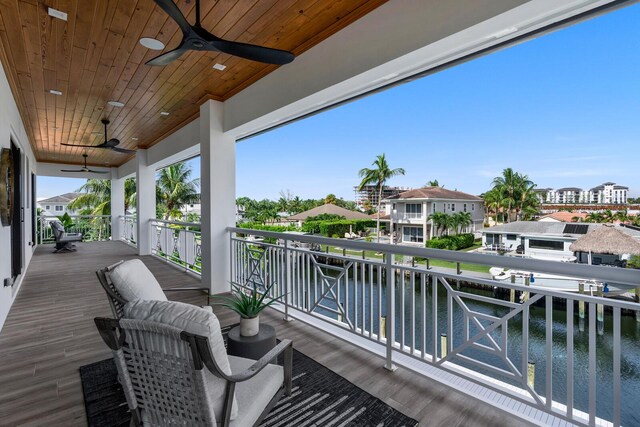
(146, 44, 189, 66)
(111, 147, 137, 154)
(61, 142, 108, 149)
(60, 169, 86, 173)
(153, 0, 193, 35)
(211, 39, 294, 65)
(86, 170, 110, 174)
(104, 138, 120, 148)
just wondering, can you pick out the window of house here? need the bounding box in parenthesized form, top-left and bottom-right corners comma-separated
(403, 226, 424, 243)
(463, 203, 467, 212)
(45, 205, 50, 210)
(451, 203, 456, 212)
(405, 203, 422, 217)
(432, 203, 436, 213)
(506, 234, 518, 240)
(529, 239, 564, 251)
(472, 204, 475, 211)
(55, 205, 63, 212)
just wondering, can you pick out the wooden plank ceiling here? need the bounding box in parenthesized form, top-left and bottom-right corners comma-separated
(0, 0, 387, 167)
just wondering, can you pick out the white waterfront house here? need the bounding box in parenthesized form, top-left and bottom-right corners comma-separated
(481, 221, 640, 262)
(36, 192, 81, 217)
(381, 187, 484, 246)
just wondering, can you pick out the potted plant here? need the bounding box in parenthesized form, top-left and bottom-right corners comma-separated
(214, 282, 280, 337)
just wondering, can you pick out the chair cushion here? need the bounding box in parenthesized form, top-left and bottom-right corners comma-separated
(123, 300, 238, 422)
(228, 355, 284, 427)
(110, 259, 167, 302)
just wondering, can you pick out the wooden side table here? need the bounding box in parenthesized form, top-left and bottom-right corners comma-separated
(227, 324, 277, 361)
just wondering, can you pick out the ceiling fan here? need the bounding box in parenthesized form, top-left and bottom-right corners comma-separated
(60, 154, 109, 174)
(146, 0, 295, 67)
(61, 119, 136, 154)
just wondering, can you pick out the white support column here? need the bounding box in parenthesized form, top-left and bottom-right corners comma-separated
(110, 168, 125, 242)
(200, 100, 236, 295)
(136, 149, 155, 255)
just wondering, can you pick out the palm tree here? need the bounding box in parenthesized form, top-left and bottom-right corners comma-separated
(156, 162, 200, 220)
(358, 154, 405, 243)
(455, 212, 472, 234)
(429, 212, 449, 237)
(517, 181, 537, 220)
(492, 168, 524, 222)
(585, 212, 603, 223)
(324, 194, 337, 204)
(425, 179, 441, 187)
(615, 210, 629, 223)
(67, 178, 136, 240)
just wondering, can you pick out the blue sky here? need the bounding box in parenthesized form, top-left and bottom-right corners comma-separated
(39, 3, 639, 201)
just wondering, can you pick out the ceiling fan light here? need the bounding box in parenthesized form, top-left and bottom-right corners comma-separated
(160, 111, 170, 116)
(139, 37, 165, 51)
(108, 100, 125, 107)
(49, 89, 63, 95)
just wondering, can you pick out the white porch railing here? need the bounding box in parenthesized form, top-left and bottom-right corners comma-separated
(38, 214, 111, 244)
(150, 219, 201, 275)
(393, 212, 423, 220)
(228, 227, 640, 427)
(119, 215, 137, 247)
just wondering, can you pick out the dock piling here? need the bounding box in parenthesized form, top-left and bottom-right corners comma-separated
(510, 274, 516, 303)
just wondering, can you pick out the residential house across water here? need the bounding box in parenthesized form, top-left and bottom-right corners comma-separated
(381, 187, 484, 246)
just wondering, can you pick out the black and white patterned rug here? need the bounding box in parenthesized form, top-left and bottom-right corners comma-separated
(80, 325, 418, 427)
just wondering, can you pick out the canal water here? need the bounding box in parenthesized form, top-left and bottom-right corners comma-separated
(308, 267, 640, 426)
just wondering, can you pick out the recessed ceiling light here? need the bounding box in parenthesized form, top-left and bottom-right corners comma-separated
(108, 100, 125, 107)
(48, 7, 68, 21)
(132, 137, 139, 141)
(49, 89, 63, 95)
(212, 63, 226, 71)
(139, 37, 165, 51)
(160, 111, 170, 116)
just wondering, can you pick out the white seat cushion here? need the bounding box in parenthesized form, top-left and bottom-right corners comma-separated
(110, 259, 167, 302)
(123, 299, 238, 422)
(228, 355, 284, 427)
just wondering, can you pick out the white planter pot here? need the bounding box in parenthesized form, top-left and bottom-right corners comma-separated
(240, 315, 260, 337)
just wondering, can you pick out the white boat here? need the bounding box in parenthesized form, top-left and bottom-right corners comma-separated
(489, 267, 626, 295)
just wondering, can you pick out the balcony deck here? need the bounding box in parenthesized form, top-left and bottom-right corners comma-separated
(0, 241, 529, 426)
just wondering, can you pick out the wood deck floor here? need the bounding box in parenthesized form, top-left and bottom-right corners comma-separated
(0, 241, 530, 426)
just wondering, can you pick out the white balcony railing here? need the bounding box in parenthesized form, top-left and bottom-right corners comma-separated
(150, 219, 202, 275)
(38, 214, 111, 244)
(119, 215, 137, 247)
(393, 212, 423, 220)
(228, 227, 640, 427)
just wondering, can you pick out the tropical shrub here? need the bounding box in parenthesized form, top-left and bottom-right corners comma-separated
(425, 233, 474, 250)
(302, 219, 375, 237)
(305, 213, 345, 222)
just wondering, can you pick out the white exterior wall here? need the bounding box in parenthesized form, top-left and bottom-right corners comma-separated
(36, 201, 76, 217)
(0, 63, 37, 332)
(390, 199, 483, 241)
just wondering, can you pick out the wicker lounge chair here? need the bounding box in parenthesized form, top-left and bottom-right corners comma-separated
(96, 259, 210, 319)
(95, 303, 292, 426)
(50, 220, 82, 253)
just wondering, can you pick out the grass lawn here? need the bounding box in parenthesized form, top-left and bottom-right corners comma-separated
(319, 243, 491, 274)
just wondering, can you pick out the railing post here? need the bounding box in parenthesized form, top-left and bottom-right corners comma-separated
(384, 252, 397, 371)
(283, 239, 292, 322)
